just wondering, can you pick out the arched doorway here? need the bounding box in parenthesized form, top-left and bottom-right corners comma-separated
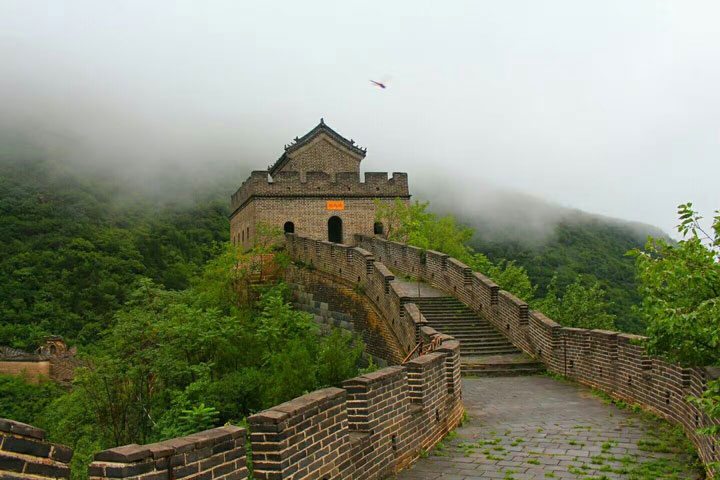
(284, 221, 295, 234)
(328, 216, 343, 243)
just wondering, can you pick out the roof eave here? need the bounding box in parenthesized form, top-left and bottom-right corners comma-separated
(268, 120, 366, 176)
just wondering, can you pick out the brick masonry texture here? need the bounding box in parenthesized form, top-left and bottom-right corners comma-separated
(354, 234, 720, 473)
(0, 418, 73, 480)
(286, 266, 403, 365)
(246, 234, 464, 479)
(88, 426, 248, 480)
(0, 360, 50, 383)
(229, 123, 410, 249)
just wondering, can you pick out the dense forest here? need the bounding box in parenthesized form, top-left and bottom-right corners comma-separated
(470, 218, 657, 333)
(0, 150, 368, 478)
(0, 151, 232, 349)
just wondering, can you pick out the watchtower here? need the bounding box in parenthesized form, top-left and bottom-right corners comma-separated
(230, 120, 411, 247)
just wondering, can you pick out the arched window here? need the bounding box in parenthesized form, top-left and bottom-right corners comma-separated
(328, 216, 343, 243)
(241, 230, 245, 243)
(284, 221, 295, 234)
(246, 226, 250, 240)
(374, 222, 384, 235)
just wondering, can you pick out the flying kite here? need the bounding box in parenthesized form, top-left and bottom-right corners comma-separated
(369, 80, 387, 89)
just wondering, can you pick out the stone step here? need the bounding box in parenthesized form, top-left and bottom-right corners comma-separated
(462, 365, 545, 377)
(415, 305, 475, 310)
(426, 319, 491, 324)
(419, 309, 478, 314)
(416, 304, 475, 310)
(414, 303, 471, 310)
(426, 323, 494, 330)
(426, 324, 496, 331)
(460, 353, 544, 376)
(425, 317, 486, 323)
(460, 347, 521, 355)
(416, 296, 523, 358)
(461, 343, 519, 350)
(452, 339, 513, 347)
(437, 331, 505, 339)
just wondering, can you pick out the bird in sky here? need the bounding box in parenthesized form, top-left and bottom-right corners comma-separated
(370, 80, 387, 89)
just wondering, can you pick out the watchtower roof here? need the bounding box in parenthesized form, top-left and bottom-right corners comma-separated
(268, 118, 367, 176)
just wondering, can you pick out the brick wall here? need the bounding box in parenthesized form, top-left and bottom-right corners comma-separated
(242, 233, 464, 479)
(0, 419, 73, 480)
(229, 171, 409, 249)
(279, 135, 362, 181)
(355, 234, 720, 472)
(286, 269, 400, 366)
(231, 196, 405, 250)
(88, 426, 247, 480)
(0, 360, 51, 384)
(248, 353, 463, 480)
(230, 171, 409, 215)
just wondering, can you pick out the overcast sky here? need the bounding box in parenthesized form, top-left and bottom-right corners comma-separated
(1, 1, 718, 236)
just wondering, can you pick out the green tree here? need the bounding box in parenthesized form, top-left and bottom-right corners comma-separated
(0, 374, 64, 424)
(317, 329, 363, 387)
(532, 275, 615, 330)
(629, 203, 720, 471)
(470, 254, 537, 302)
(628, 203, 720, 366)
(375, 199, 536, 301)
(176, 404, 220, 436)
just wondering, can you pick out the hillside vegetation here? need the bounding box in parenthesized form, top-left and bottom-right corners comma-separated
(0, 154, 231, 348)
(0, 152, 368, 479)
(470, 218, 656, 333)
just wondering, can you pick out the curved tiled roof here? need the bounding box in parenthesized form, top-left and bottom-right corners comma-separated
(0, 346, 43, 362)
(268, 119, 367, 176)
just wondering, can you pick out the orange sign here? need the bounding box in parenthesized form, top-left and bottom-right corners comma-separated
(326, 201, 345, 210)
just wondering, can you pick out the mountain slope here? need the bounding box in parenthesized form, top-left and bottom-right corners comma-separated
(469, 216, 662, 333)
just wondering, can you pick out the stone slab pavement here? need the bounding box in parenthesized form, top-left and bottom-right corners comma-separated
(396, 375, 703, 480)
(390, 278, 446, 298)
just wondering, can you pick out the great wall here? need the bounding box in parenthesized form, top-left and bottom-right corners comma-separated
(2, 121, 718, 479)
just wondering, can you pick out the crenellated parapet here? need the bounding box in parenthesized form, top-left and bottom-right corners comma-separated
(0, 419, 73, 480)
(230, 171, 409, 217)
(354, 234, 720, 473)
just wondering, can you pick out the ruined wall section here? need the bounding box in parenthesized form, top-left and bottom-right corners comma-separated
(286, 266, 403, 366)
(0, 360, 50, 384)
(355, 234, 720, 471)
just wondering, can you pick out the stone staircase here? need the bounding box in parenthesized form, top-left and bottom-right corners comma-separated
(414, 296, 544, 376)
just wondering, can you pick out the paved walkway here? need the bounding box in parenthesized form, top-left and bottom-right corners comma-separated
(391, 278, 446, 298)
(397, 376, 702, 480)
